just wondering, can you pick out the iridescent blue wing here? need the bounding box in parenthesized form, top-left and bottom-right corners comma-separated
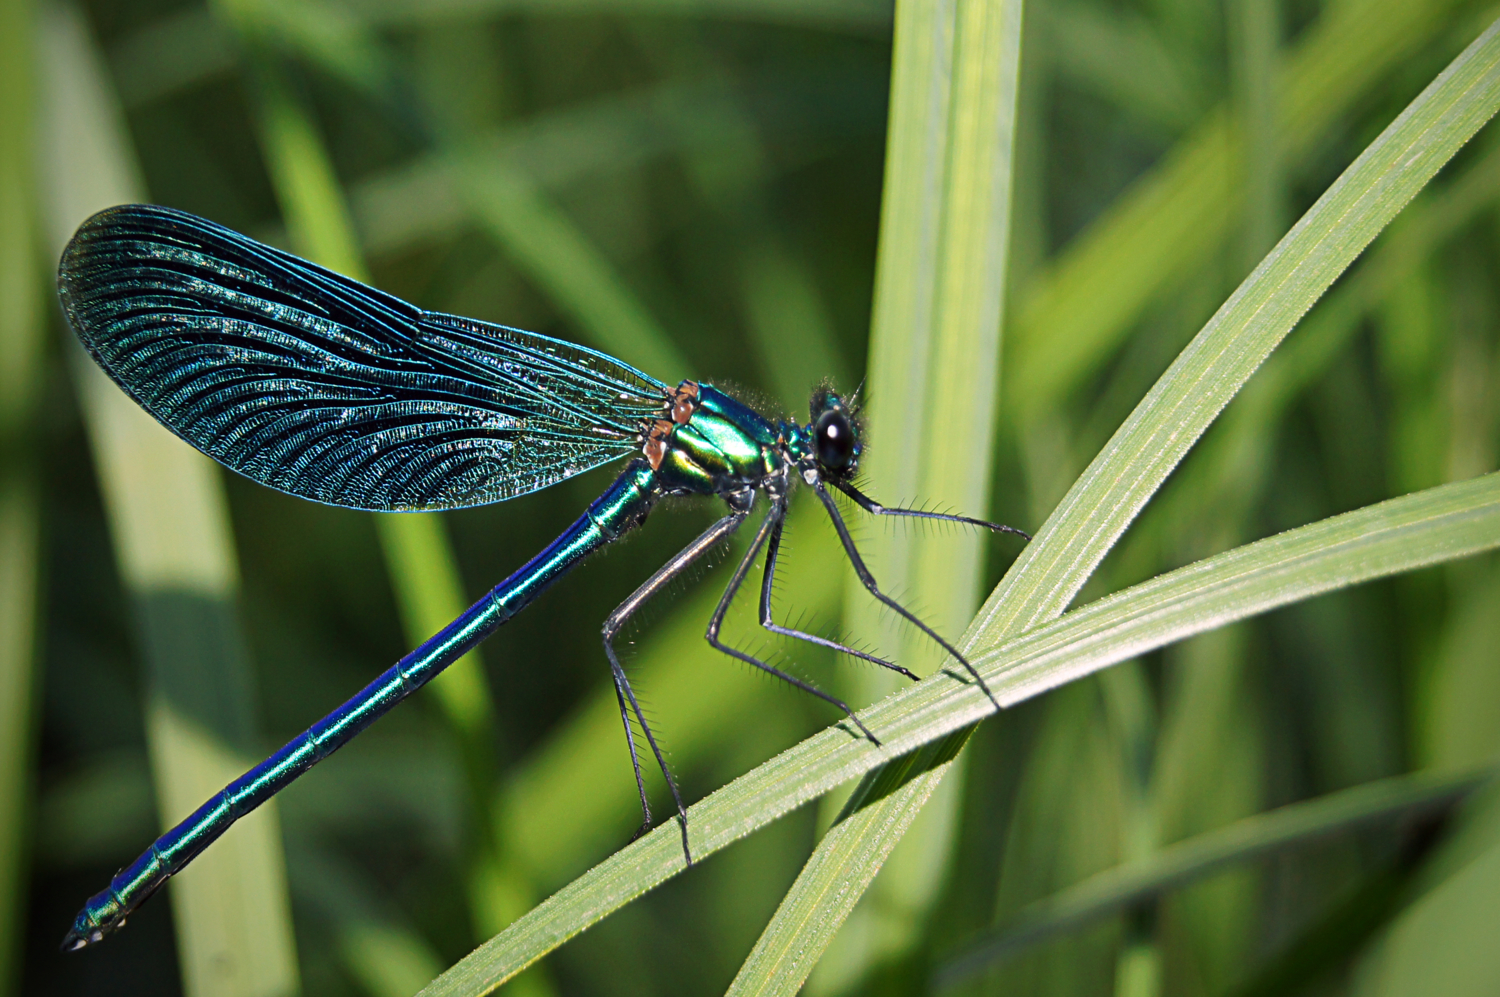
(58, 204, 669, 511)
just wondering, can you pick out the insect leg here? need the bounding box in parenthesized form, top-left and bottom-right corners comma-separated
(705, 499, 882, 745)
(610, 674, 652, 838)
(602, 510, 749, 864)
(756, 508, 918, 681)
(832, 479, 1031, 540)
(812, 480, 1000, 708)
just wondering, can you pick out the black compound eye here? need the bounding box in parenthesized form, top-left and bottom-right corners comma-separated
(815, 409, 856, 471)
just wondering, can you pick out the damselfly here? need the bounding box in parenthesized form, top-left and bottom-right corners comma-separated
(57, 204, 1027, 950)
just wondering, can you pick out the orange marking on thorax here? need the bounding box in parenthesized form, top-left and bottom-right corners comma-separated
(643, 419, 675, 470)
(670, 381, 699, 424)
(642, 381, 699, 469)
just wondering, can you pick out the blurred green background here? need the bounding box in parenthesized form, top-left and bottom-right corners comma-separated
(4, 0, 1500, 995)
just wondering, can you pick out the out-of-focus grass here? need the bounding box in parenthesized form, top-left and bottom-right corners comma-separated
(744, 0, 1028, 991)
(36, 6, 299, 996)
(1006, 0, 1470, 419)
(940, 762, 1497, 986)
(422, 11, 1500, 994)
(18, 0, 1500, 995)
(845, 12, 1500, 995)
(0, 4, 43, 996)
(228, 40, 494, 992)
(421, 471, 1500, 995)
(221, 4, 857, 992)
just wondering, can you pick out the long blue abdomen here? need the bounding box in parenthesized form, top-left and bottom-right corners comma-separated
(63, 460, 659, 950)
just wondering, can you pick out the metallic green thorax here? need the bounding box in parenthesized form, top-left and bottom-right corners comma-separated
(653, 383, 787, 495)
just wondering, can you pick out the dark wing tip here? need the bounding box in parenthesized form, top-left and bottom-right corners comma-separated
(52, 204, 656, 511)
(58, 203, 187, 350)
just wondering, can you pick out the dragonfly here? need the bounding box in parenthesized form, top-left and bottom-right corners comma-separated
(57, 203, 1028, 951)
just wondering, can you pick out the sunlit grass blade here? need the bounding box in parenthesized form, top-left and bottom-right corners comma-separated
(0, 4, 43, 992)
(1123, 136, 1500, 582)
(416, 14, 1500, 995)
(732, 732, 969, 997)
(779, 12, 1500, 994)
(1006, 0, 1468, 419)
(743, 0, 1027, 989)
(976, 12, 1500, 643)
(419, 469, 1500, 997)
(36, 6, 300, 994)
(935, 763, 1496, 987)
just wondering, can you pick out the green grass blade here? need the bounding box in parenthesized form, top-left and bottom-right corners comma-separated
(936, 764, 1496, 986)
(757, 9, 1500, 994)
(415, 15, 1500, 995)
(0, 2, 42, 992)
(37, 7, 300, 994)
(418, 469, 1500, 997)
(731, 733, 968, 997)
(739, 0, 1027, 989)
(976, 12, 1500, 642)
(1007, 0, 1468, 419)
(1121, 137, 1500, 587)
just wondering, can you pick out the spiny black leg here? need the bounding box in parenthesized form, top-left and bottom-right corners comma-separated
(602, 510, 748, 864)
(832, 479, 1031, 541)
(812, 480, 1001, 709)
(705, 501, 882, 745)
(757, 507, 919, 682)
(610, 673, 652, 840)
(611, 659, 689, 860)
